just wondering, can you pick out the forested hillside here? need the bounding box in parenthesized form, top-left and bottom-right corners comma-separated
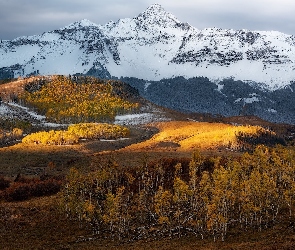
(122, 76, 295, 124)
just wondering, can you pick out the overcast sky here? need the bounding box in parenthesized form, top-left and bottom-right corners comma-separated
(0, 0, 294, 40)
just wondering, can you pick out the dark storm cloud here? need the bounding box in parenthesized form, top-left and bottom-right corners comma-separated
(0, 0, 294, 40)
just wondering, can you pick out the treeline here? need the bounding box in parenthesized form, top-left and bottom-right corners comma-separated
(20, 75, 139, 123)
(61, 146, 295, 242)
(22, 123, 129, 145)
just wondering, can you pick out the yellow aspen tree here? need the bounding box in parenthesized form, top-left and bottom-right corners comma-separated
(154, 186, 172, 228)
(280, 147, 295, 218)
(226, 160, 241, 216)
(199, 171, 212, 237)
(187, 152, 201, 232)
(173, 176, 192, 236)
(210, 166, 232, 241)
(247, 168, 268, 231)
(61, 168, 87, 227)
(102, 186, 126, 240)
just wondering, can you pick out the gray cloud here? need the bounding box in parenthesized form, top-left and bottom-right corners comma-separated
(0, 0, 294, 40)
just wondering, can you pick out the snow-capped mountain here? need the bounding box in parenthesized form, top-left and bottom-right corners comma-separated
(1, 4, 295, 124)
(1, 3, 295, 90)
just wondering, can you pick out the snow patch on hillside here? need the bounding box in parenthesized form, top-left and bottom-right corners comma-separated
(1, 102, 67, 128)
(9, 103, 45, 120)
(0, 104, 11, 116)
(114, 113, 169, 125)
(268, 108, 277, 113)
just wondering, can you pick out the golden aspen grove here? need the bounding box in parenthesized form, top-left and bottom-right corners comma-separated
(61, 145, 295, 242)
(22, 123, 130, 145)
(20, 75, 139, 123)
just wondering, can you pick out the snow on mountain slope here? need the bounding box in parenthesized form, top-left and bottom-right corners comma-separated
(1, 4, 295, 90)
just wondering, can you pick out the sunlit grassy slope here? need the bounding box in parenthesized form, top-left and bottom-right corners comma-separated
(126, 121, 263, 151)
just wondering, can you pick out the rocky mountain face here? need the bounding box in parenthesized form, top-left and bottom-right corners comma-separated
(1, 4, 295, 123)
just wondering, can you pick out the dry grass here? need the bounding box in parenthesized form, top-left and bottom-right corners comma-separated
(124, 121, 262, 151)
(0, 143, 89, 178)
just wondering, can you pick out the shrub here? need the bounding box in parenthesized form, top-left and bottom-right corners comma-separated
(3, 177, 63, 201)
(0, 176, 10, 190)
(4, 183, 31, 201)
(30, 179, 62, 197)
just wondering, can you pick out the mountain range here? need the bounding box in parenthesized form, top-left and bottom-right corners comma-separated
(1, 4, 295, 124)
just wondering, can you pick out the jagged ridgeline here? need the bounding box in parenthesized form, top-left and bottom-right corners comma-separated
(20, 75, 140, 123)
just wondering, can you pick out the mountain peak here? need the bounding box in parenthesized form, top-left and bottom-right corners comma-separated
(135, 3, 180, 27)
(63, 19, 99, 29)
(145, 3, 165, 12)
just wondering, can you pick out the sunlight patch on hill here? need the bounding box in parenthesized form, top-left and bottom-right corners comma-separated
(125, 121, 263, 151)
